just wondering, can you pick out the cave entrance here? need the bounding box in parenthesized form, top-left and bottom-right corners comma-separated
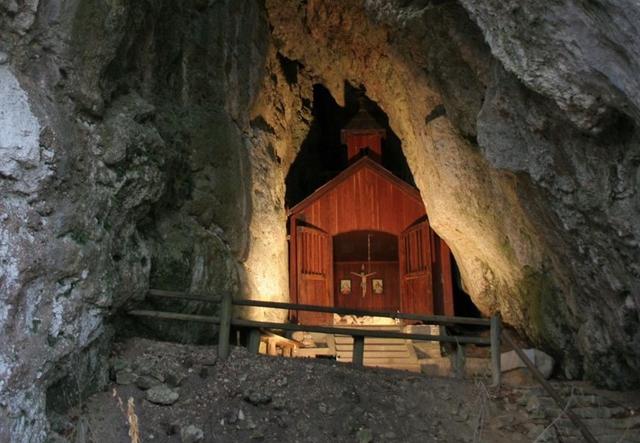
(286, 86, 460, 325)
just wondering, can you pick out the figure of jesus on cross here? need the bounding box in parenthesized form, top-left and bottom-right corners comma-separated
(351, 264, 376, 298)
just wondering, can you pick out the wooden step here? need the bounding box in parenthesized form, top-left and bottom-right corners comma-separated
(337, 351, 411, 359)
(334, 344, 410, 351)
(334, 337, 407, 345)
(338, 358, 418, 366)
(333, 325, 403, 329)
(338, 359, 421, 373)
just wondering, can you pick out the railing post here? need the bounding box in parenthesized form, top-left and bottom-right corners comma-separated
(455, 343, 465, 378)
(490, 314, 501, 387)
(218, 292, 232, 359)
(248, 328, 261, 354)
(352, 336, 365, 368)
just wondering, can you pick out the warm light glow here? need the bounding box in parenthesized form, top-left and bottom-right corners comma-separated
(242, 208, 290, 322)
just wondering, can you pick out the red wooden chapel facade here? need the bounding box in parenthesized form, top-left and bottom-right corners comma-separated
(288, 103, 454, 325)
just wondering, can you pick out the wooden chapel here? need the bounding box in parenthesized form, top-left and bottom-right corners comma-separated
(287, 100, 455, 325)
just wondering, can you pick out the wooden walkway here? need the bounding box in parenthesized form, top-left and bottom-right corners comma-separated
(334, 326, 421, 372)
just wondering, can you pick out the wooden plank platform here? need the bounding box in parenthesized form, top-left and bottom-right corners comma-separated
(333, 326, 421, 372)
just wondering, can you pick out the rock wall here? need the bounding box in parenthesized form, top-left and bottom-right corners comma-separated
(1, 0, 639, 441)
(0, 0, 282, 440)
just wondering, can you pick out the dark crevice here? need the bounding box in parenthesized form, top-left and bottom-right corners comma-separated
(277, 53, 301, 86)
(425, 103, 447, 124)
(285, 83, 414, 208)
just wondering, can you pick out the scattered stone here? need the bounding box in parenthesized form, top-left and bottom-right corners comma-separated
(165, 369, 186, 387)
(180, 425, 204, 443)
(136, 375, 161, 390)
(201, 356, 217, 366)
(224, 410, 239, 425)
(383, 431, 397, 440)
(502, 368, 538, 386)
(111, 358, 129, 373)
(182, 357, 195, 368)
(356, 427, 373, 443)
(271, 397, 286, 410)
(273, 415, 288, 429)
(164, 421, 180, 436)
(238, 409, 246, 421)
(146, 384, 179, 405)
(244, 389, 272, 406)
(116, 369, 138, 385)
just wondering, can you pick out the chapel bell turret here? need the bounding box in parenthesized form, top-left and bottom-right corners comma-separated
(340, 96, 386, 163)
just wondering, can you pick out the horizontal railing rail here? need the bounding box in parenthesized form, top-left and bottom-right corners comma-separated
(231, 318, 491, 345)
(131, 289, 501, 385)
(232, 298, 491, 326)
(145, 289, 490, 326)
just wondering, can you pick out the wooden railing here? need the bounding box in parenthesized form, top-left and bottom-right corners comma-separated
(129, 289, 502, 386)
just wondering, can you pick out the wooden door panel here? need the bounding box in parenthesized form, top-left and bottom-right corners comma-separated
(401, 275, 432, 314)
(296, 225, 333, 325)
(399, 220, 433, 315)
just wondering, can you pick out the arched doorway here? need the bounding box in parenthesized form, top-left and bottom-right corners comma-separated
(333, 230, 399, 313)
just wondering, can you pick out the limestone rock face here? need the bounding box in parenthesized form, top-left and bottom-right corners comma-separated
(0, 0, 270, 440)
(1, 0, 640, 441)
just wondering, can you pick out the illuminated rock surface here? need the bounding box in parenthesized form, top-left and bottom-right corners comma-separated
(0, 0, 639, 440)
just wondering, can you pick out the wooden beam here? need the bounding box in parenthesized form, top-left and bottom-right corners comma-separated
(248, 329, 261, 355)
(128, 310, 219, 323)
(126, 310, 489, 345)
(231, 318, 490, 345)
(231, 299, 490, 326)
(490, 315, 501, 387)
(218, 293, 232, 360)
(352, 336, 365, 368)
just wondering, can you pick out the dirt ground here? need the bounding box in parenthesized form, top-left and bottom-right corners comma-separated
(50, 338, 640, 443)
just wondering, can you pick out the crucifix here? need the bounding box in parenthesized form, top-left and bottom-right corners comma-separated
(351, 264, 376, 298)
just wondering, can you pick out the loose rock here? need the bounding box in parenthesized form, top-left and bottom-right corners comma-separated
(146, 384, 179, 405)
(116, 369, 138, 385)
(180, 424, 204, 443)
(136, 375, 161, 390)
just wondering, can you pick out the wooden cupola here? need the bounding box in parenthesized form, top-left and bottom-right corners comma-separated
(340, 96, 386, 162)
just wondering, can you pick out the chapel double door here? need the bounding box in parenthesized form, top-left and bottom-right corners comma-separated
(294, 225, 333, 325)
(399, 220, 433, 314)
(292, 219, 448, 325)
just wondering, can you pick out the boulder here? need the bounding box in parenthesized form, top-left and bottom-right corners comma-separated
(501, 349, 554, 379)
(146, 384, 179, 405)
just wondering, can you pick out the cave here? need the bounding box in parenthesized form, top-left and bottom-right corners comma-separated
(1, 0, 640, 441)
